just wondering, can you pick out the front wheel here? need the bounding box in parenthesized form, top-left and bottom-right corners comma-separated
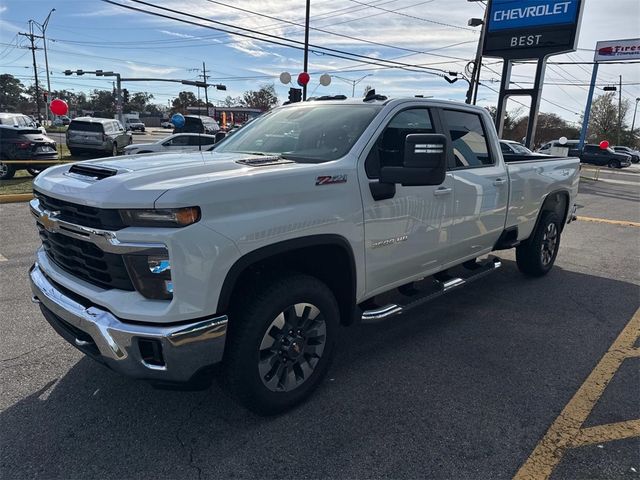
(0, 162, 15, 180)
(516, 211, 561, 277)
(223, 273, 339, 415)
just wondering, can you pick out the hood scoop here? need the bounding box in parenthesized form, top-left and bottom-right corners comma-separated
(65, 164, 120, 181)
(236, 156, 295, 167)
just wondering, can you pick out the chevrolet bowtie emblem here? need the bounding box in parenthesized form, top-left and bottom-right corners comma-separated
(40, 211, 60, 233)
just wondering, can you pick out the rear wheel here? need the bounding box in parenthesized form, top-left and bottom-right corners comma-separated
(223, 273, 339, 415)
(608, 160, 620, 169)
(111, 143, 118, 156)
(26, 167, 43, 177)
(516, 211, 561, 277)
(0, 162, 15, 180)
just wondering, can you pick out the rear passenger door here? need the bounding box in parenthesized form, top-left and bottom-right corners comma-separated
(441, 109, 508, 262)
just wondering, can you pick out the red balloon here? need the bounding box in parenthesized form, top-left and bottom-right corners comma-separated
(297, 72, 310, 87)
(50, 98, 69, 116)
(599, 140, 609, 150)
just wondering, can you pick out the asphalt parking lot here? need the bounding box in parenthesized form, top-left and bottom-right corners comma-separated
(1, 172, 638, 479)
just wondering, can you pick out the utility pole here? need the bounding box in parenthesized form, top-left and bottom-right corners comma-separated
(631, 97, 640, 134)
(30, 9, 55, 124)
(18, 28, 42, 122)
(302, 0, 310, 101)
(466, 0, 488, 105)
(617, 74, 622, 145)
(201, 62, 210, 116)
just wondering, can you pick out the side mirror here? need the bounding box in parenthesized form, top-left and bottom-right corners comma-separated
(379, 133, 448, 186)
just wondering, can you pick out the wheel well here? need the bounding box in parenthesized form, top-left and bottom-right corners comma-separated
(219, 237, 357, 326)
(540, 190, 569, 231)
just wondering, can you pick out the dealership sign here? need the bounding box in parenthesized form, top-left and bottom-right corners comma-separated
(483, 0, 584, 59)
(594, 38, 640, 62)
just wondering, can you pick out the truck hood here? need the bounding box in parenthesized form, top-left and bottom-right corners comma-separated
(33, 151, 312, 208)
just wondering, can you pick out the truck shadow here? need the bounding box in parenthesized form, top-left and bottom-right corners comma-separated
(1, 260, 638, 479)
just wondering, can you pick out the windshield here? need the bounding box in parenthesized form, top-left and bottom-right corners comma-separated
(214, 104, 382, 162)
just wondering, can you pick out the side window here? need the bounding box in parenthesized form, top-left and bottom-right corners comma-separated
(500, 143, 511, 154)
(442, 109, 493, 168)
(188, 136, 215, 146)
(365, 108, 434, 178)
(169, 135, 190, 147)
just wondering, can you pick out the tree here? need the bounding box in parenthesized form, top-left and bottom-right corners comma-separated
(171, 91, 199, 113)
(0, 74, 25, 111)
(89, 89, 116, 117)
(241, 84, 278, 111)
(586, 92, 629, 144)
(222, 95, 243, 107)
(126, 92, 154, 114)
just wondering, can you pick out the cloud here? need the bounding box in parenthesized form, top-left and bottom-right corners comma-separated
(124, 62, 180, 76)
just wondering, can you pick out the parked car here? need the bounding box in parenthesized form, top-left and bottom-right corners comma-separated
(580, 144, 631, 168)
(125, 119, 146, 132)
(161, 120, 174, 129)
(173, 115, 220, 135)
(0, 112, 46, 134)
(29, 97, 581, 414)
(500, 139, 536, 155)
(536, 139, 580, 155)
(66, 117, 132, 156)
(51, 115, 71, 127)
(613, 146, 639, 163)
(0, 124, 57, 179)
(124, 133, 218, 155)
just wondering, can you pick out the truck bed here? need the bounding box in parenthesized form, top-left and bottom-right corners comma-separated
(504, 156, 581, 241)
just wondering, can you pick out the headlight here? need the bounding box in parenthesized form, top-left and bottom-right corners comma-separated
(120, 207, 200, 228)
(124, 254, 173, 300)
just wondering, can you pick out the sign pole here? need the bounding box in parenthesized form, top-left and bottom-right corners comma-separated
(525, 57, 548, 149)
(578, 62, 599, 149)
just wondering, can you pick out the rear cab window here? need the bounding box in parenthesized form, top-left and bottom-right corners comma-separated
(69, 121, 104, 133)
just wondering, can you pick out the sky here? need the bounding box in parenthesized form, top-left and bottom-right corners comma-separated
(1, 0, 639, 125)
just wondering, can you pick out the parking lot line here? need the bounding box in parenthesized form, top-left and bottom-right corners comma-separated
(0, 253, 7, 262)
(576, 216, 640, 228)
(513, 308, 640, 480)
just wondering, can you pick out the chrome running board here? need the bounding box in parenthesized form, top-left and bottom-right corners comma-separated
(361, 256, 502, 323)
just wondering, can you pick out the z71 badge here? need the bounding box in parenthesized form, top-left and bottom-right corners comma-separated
(316, 175, 347, 186)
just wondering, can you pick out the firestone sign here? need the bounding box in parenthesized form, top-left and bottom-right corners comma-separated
(594, 38, 640, 62)
(483, 0, 584, 59)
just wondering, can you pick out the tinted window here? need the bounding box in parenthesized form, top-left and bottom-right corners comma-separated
(165, 135, 190, 146)
(69, 121, 104, 133)
(500, 142, 512, 153)
(443, 110, 492, 168)
(584, 146, 599, 153)
(188, 136, 216, 146)
(365, 108, 434, 178)
(216, 104, 381, 163)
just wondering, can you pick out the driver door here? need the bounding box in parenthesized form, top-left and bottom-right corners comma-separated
(358, 106, 455, 296)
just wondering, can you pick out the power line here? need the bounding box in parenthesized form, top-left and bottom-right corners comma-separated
(101, 0, 457, 78)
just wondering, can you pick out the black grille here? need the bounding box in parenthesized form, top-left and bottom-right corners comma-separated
(38, 225, 134, 291)
(35, 192, 125, 230)
(39, 304, 100, 357)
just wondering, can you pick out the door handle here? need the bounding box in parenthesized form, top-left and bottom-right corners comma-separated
(434, 187, 452, 196)
(493, 178, 507, 186)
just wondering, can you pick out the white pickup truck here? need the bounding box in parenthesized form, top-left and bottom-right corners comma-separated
(29, 95, 580, 414)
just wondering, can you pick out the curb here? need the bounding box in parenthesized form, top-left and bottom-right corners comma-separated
(0, 193, 33, 204)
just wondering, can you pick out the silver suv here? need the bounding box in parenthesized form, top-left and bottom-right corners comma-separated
(66, 117, 132, 156)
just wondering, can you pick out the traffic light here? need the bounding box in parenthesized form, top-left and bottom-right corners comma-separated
(122, 88, 130, 103)
(288, 87, 302, 103)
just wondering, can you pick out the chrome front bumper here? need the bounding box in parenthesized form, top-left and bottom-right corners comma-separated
(30, 263, 228, 383)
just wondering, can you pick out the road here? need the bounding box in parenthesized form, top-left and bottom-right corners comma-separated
(0, 175, 638, 479)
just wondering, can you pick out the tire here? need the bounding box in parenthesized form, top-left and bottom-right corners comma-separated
(26, 167, 43, 177)
(111, 143, 118, 156)
(0, 162, 15, 180)
(608, 160, 620, 169)
(69, 148, 80, 156)
(223, 273, 339, 415)
(516, 211, 561, 277)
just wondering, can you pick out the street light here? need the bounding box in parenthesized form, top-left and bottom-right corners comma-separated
(332, 74, 373, 97)
(30, 8, 55, 124)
